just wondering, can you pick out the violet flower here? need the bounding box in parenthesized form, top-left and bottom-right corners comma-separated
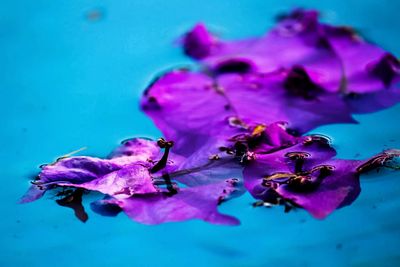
(183, 9, 400, 93)
(21, 8, 400, 224)
(243, 131, 400, 218)
(20, 138, 242, 225)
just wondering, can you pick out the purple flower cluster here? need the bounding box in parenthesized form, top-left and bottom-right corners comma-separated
(21, 9, 400, 225)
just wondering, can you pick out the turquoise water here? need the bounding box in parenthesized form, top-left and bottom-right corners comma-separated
(2, 1, 400, 266)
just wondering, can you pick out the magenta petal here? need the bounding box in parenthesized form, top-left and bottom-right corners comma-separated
(275, 159, 361, 219)
(94, 179, 240, 225)
(141, 69, 240, 158)
(182, 23, 216, 59)
(108, 138, 160, 162)
(22, 138, 182, 201)
(244, 138, 400, 218)
(183, 9, 400, 96)
(217, 71, 356, 133)
(345, 88, 400, 114)
(57, 164, 158, 198)
(38, 157, 121, 185)
(243, 136, 357, 218)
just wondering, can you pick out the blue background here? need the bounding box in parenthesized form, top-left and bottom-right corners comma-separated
(1, 1, 400, 266)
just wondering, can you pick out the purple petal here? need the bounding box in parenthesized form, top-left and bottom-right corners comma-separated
(141, 69, 241, 158)
(244, 137, 399, 218)
(92, 179, 241, 225)
(183, 9, 400, 96)
(57, 163, 158, 198)
(22, 138, 182, 201)
(216, 71, 356, 133)
(182, 23, 216, 59)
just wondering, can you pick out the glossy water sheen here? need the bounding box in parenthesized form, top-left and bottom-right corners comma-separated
(1, 1, 400, 266)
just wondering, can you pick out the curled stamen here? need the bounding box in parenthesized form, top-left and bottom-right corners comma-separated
(150, 138, 174, 173)
(285, 151, 311, 159)
(285, 151, 310, 173)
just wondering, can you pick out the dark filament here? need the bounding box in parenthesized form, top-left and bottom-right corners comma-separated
(162, 173, 177, 196)
(150, 138, 174, 173)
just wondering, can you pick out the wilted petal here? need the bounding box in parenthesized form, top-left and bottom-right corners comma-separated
(21, 138, 181, 201)
(141, 69, 236, 156)
(217, 71, 356, 133)
(57, 164, 158, 198)
(183, 9, 400, 97)
(345, 88, 400, 114)
(108, 137, 161, 163)
(183, 10, 343, 92)
(91, 179, 241, 225)
(244, 136, 400, 218)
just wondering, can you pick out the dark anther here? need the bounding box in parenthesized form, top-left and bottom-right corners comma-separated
(287, 175, 317, 192)
(285, 152, 310, 173)
(215, 59, 253, 75)
(56, 188, 88, 223)
(150, 138, 174, 173)
(285, 152, 310, 159)
(284, 66, 321, 99)
(313, 165, 334, 181)
(287, 165, 334, 192)
(233, 141, 248, 158)
(162, 173, 178, 196)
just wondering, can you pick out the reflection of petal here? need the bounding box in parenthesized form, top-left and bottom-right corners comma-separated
(19, 184, 46, 203)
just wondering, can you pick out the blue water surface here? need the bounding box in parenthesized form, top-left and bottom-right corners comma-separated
(1, 1, 400, 266)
